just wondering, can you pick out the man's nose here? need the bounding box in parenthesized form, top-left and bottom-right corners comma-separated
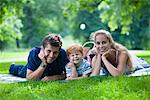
(49, 52, 54, 57)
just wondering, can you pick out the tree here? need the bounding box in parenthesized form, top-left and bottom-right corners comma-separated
(63, 0, 150, 49)
(21, 0, 70, 47)
(98, 0, 150, 49)
(0, 0, 28, 49)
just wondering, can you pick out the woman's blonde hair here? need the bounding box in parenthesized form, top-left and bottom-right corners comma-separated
(90, 29, 132, 68)
(90, 29, 126, 50)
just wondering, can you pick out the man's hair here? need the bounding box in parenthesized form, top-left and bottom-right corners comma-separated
(42, 33, 62, 48)
(66, 44, 83, 56)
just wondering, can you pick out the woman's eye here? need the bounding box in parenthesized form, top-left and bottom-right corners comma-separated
(102, 41, 107, 44)
(96, 42, 100, 45)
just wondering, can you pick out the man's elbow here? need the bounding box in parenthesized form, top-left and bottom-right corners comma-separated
(26, 75, 32, 80)
(26, 74, 35, 80)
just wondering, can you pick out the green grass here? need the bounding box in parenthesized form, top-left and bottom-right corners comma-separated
(0, 62, 26, 74)
(135, 50, 150, 57)
(0, 50, 150, 99)
(0, 50, 29, 60)
(0, 76, 150, 99)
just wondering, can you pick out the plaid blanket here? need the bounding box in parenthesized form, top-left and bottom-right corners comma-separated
(0, 74, 27, 83)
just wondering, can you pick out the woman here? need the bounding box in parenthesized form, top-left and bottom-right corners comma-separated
(90, 29, 149, 76)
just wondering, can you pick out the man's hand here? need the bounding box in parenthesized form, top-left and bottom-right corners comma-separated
(41, 74, 66, 81)
(38, 48, 47, 67)
(38, 48, 45, 60)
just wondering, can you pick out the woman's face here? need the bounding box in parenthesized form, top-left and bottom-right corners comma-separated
(95, 34, 111, 54)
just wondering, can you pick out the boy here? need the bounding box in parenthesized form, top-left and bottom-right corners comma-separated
(65, 44, 92, 80)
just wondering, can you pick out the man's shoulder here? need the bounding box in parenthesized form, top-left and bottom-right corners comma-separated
(60, 48, 66, 53)
(28, 47, 41, 59)
(30, 47, 40, 52)
(59, 48, 67, 56)
(56, 48, 69, 63)
(30, 47, 41, 54)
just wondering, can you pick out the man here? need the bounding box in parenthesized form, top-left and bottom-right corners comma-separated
(9, 33, 69, 81)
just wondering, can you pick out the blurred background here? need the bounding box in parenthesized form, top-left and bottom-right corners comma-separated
(0, 0, 150, 50)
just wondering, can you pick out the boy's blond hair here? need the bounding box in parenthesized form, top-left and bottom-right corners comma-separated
(66, 44, 83, 56)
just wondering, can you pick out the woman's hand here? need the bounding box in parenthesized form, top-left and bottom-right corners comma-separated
(102, 49, 116, 58)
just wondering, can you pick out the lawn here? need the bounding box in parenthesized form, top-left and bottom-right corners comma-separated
(0, 76, 150, 99)
(0, 50, 150, 99)
(0, 49, 29, 61)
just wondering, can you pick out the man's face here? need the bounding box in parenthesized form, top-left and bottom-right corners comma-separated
(43, 44, 60, 63)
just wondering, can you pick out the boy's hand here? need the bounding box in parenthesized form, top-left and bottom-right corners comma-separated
(67, 62, 75, 68)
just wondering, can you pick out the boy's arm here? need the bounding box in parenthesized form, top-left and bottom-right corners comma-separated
(66, 74, 88, 80)
(70, 66, 78, 78)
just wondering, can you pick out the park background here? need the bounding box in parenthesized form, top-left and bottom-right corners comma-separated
(0, 0, 150, 99)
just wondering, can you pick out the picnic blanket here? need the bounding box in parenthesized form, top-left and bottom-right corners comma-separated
(0, 68, 150, 83)
(128, 67, 150, 76)
(0, 74, 27, 83)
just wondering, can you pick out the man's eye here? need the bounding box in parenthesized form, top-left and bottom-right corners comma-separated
(48, 50, 51, 53)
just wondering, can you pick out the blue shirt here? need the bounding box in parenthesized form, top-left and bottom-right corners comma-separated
(26, 47, 69, 78)
(66, 59, 92, 77)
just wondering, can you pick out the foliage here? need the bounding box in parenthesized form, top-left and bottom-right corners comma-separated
(63, 0, 106, 42)
(1, 0, 150, 49)
(21, 0, 70, 47)
(0, 0, 29, 49)
(64, 0, 150, 49)
(99, 0, 149, 33)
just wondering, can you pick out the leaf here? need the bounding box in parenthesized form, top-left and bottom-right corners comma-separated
(108, 20, 118, 31)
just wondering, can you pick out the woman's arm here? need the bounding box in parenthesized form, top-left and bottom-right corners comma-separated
(102, 50, 128, 76)
(90, 54, 102, 76)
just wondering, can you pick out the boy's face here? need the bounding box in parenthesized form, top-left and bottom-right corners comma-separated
(69, 51, 83, 65)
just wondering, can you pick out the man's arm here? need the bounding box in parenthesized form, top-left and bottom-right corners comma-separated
(26, 48, 48, 80)
(41, 72, 66, 81)
(26, 63, 46, 80)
